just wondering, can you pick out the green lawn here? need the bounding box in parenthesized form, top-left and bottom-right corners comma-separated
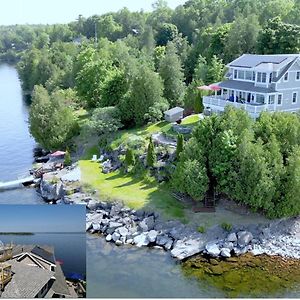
(79, 160, 185, 220)
(78, 116, 201, 220)
(182, 114, 200, 125)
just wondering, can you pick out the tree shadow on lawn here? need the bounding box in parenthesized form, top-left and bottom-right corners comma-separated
(143, 186, 187, 220)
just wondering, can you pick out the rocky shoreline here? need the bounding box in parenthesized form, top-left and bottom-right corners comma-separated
(32, 157, 300, 261)
(86, 201, 300, 261)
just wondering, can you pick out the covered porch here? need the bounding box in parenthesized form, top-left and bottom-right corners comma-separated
(199, 84, 277, 118)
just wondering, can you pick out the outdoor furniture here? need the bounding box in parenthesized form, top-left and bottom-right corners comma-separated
(91, 155, 97, 162)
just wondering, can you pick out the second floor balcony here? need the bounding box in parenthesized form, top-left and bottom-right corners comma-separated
(203, 95, 277, 118)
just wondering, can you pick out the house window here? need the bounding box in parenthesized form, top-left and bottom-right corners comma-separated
(257, 72, 267, 83)
(245, 71, 253, 81)
(238, 70, 244, 80)
(277, 94, 282, 105)
(292, 92, 297, 104)
(284, 72, 289, 81)
(256, 94, 265, 104)
(269, 73, 273, 83)
(234, 70, 237, 79)
(268, 95, 275, 104)
(296, 71, 300, 80)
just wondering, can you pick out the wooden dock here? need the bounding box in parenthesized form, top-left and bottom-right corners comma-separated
(0, 176, 35, 191)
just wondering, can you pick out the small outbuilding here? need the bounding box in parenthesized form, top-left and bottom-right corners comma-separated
(164, 107, 184, 122)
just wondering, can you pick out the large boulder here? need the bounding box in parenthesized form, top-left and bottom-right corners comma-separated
(226, 232, 237, 243)
(133, 233, 149, 247)
(40, 179, 64, 201)
(171, 239, 204, 260)
(205, 242, 220, 257)
(147, 230, 158, 243)
(156, 234, 173, 248)
(87, 199, 98, 210)
(112, 232, 121, 242)
(117, 226, 129, 237)
(220, 248, 231, 258)
(144, 216, 155, 230)
(237, 231, 253, 247)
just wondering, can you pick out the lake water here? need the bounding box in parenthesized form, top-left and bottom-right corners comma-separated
(0, 64, 42, 204)
(0, 232, 86, 277)
(87, 235, 300, 298)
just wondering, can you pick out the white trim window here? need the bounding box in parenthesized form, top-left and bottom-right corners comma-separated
(296, 71, 300, 81)
(292, 92, 298, 104)
(257, 72, 267, 83)
(277, 94, 283, 106)
(284, 72, 289, 81)
(268, 95, 275, 104)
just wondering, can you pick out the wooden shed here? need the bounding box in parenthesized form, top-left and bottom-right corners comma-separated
(164, 107, 184, 122)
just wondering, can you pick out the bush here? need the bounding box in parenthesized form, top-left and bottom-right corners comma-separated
(197, 226, 206, 233)
(64, 149, 72, 166)
(221, 222, 232, 232)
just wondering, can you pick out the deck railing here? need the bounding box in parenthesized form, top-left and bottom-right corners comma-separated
(203, 96, 276, 116)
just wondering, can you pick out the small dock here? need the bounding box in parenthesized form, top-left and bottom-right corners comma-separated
(0, 176, 36, 191)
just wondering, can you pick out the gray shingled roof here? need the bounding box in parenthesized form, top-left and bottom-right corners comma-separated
(50, 263, 70, 296)
(164, 107, 184, 116)
(229, 54, 298, 68)
(1, 260, 54, 298)
(218, 80, 277, 93)
(274, 57, 299, 82)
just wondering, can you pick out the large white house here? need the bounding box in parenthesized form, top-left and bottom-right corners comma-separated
(203, 54, 300, 118)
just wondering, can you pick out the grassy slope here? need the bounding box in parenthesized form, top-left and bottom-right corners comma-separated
(79, 115, 201, 220)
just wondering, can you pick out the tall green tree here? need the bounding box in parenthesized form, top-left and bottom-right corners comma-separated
(159, 42, 185, 107)
(29, 86, 77, 150)
(176, 134, 184, 160)
(146, 137, 156, 167)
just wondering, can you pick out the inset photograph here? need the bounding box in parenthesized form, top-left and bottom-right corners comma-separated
(0, 205, 86, 298)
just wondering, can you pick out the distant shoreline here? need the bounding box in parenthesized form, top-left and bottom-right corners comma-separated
(0, 232, 34, 235)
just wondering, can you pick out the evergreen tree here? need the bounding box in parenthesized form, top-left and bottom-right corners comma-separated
(64, 148, 72, 166)
(131, 64, 168, 126)
(158, 42, 185, 107)
(125, 148, 135, 167)
(176, 134, 184, 160)
(146, 137, 156, 167)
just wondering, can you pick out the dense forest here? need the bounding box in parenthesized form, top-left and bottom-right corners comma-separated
(1, 0, 300, 218)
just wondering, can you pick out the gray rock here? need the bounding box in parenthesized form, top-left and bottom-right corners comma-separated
(144, 216, 155, 230)
(112, 232, 121, 242)
(109, 221, 123, 229)
(227, 232, 237, 243)
(117, 226, 129, 237)
(171, 239, 204, 260)
(139, 220, 148, 232)
(156, 234, 171, 246)
(164, 239, 174, 250)
(133, 233, 149, 247)
(92, 223, 101, 231)
(237, 231, 253, 247)
(86, 222, 92, 231)
(126, 239, 133, 245)
(223, 241, 234, 250)
(87, 199, 98, 210)
(106, 234, 112, 242)
(220, 248, 231, 258)
(147, 230, 158, 243)
(120, 236, 127, 244)
(115, 240, 123, 246)
(205, 242, 220, 257)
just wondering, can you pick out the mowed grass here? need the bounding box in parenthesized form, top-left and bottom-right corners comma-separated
(79, 159, 185, 220)
(78, 117, 200, 220)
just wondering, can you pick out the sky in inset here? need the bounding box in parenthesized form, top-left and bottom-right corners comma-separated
(0, 0, 187, 26)
(0, 205, 85, 232)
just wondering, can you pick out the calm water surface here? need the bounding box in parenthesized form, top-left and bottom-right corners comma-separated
(0, 64, 42, 204)
(87, 235, 300, 298)
(0, 233, 86, 277)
